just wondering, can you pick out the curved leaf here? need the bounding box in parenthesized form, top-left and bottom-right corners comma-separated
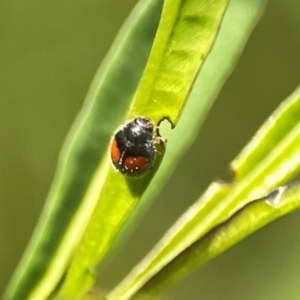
(56, 0, 228, 298)
(107, 0, 270, 299)
(4, 1, 162, 299)
(109, 85, 300, 299)
(6, 0, 228, 299)
(127, 0, 228, 124)
(135, 180, 300, 299)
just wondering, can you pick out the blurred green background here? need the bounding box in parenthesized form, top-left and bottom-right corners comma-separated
(1, 0, 300, 299)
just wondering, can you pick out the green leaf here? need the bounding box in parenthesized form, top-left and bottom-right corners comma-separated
(127, 0, 228, 124)
(109, 86, 300, 298)
(108, 85, 300, 296)
(139, 0, 267, 213)
(106, 3, 300, 300)
(4, 1, 162, 299)
(56, 1, 228, 299)
(5, 0, 228, 299)
(135, 180, 300, 299)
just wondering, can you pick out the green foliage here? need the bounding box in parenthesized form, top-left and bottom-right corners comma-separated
(56, 0, 228, 298)
(5, 0, 228, 299)
(4, 1, 163, 299)
(127, 0, 228, 124)
(108, 86, 300, 299)
(5, 0, 300, 299)
(129, 179, 300, 299)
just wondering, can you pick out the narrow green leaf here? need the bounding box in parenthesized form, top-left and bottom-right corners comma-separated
(232, 87, 300, 179)
(127, 0, 228, 124)
(136, 180, 300, 299)
(4, 1, 162, 299)
(140, 0, 267, 214)
(56, 1, 228, 299)
(107, 0, 268, 299)
(109, 85, 300, 299)
(6, 0, 228, 298)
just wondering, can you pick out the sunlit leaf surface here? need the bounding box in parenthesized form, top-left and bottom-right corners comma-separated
(5, 0, 228, 299)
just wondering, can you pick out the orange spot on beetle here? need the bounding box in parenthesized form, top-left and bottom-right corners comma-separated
(123, 156, 149, 171)
(110, 139, 121, 165)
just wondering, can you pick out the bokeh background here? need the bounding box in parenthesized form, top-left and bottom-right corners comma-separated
(1, 0, 300, 299)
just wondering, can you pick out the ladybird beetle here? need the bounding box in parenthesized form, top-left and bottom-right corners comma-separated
(110, 117, 157, 176)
